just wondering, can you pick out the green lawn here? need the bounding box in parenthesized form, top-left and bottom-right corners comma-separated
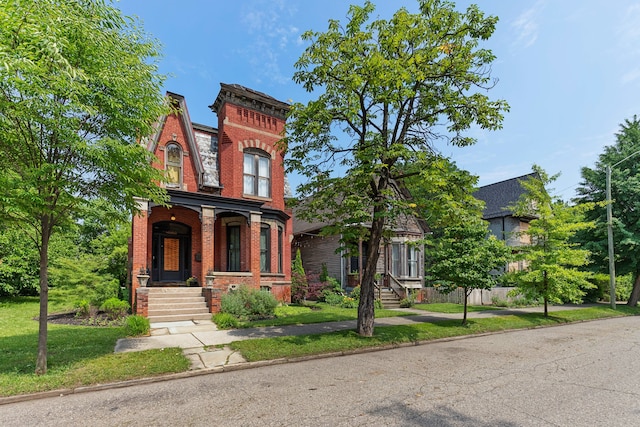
(234, 303, 414, 328)
(229, 305, 640, 361)
(412, 303, 501, 313)
(0, 295, 189, 398)
(2, 294, 638, 399)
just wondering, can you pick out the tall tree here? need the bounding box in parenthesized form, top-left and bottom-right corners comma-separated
(405, 157, 511, 325)
(574, 117, 640, 306)
(509, 166, 594, 316)
(0, 0, 168, 374)
(284, 0, 508, 336)
(427, 217, 511, 325)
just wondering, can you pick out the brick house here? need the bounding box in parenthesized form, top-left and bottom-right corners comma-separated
(130, 84, 292, 320)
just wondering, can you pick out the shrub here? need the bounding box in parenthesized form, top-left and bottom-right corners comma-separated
(213, 312, 239, 329)
(221, 285, 278, 320)
(291, 249, 308, 303)
(399, 297, 413, 308)
(74, 299, 91, 317)
(341, 296, 358, 308)
(324, 292, 344, 306)
(125, 315, 150, 336)
(349, 285, 361, 301)
(100, 297, 130, 320)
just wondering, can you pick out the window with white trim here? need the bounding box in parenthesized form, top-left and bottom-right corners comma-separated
(243, 149, 271, 197)
(391, 242, 420, 278)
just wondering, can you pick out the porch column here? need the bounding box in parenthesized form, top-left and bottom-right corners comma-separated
(132, 197, 149, 314)
(201, 205, 216, 283)
(250, 211, 262, 288)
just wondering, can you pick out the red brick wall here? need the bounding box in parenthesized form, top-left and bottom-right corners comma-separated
(152, 113, 199, 192)
(217, 101, 286, 212)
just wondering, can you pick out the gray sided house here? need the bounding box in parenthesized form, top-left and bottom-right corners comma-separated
(292, 183, 428, 304)
(474, 173, 537, 272)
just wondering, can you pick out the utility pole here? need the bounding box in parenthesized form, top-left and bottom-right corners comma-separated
(606, 165, 615, 309)
(606, 150, 640, 309)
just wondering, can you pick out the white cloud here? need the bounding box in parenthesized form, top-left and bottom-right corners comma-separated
(239, 0, 300, 85)
(510, 1, 545, 49)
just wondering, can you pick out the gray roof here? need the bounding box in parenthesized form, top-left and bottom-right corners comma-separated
(474, 173, 537, 219)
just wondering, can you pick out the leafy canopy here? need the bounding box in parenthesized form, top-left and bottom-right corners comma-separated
(285, 0, 508, 335)
(0, 0, 169, 374)
(574, 116, 640, 305)
(509, 166, 595, 315)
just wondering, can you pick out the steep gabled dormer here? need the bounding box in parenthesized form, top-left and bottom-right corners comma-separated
(209, 83, 289, 211)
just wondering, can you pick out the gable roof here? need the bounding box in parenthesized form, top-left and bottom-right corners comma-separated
(474, 173, 537, 220)
(292, 180, 429, 235)
(144, 92, 206, 188)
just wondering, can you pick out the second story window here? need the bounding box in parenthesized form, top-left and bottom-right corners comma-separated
(166, 143, 182, 188)
(243, 149, 270, 198)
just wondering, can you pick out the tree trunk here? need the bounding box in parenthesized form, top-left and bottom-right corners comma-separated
(35, 217, 51, 375)
(627, 272, 640, 307)
(462, 287, 469, 326)
(356, 197, 386, 337)
(543, 270, 548, 317)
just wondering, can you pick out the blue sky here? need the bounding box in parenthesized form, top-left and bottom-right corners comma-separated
(116, 0, 640, 200)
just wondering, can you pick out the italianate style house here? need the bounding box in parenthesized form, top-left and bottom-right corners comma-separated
(129, 84, 292, 321)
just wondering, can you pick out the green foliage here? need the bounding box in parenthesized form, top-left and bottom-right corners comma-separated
(491, 295, 540, 308)
(49, 256, 120, 307)
(124, 315, 150, 337)
(213, 312, 240, 330)
(74, 299, 91, 318)
(284, 0, 507, 335)
(320, 263, 329, 282)
(575, 116, 640, 305)
(0, 0, 169, 373)
(291, 249, 308, 303)
(324, 292, 345, 306)
(221, 286, 278, 320)
(100, 298, 130, 320)
(0, 226, 39, 297)
(508, 166, 596, 314)
(427, 218, 511, 293)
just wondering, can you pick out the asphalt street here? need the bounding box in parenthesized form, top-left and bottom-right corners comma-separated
(1, 315, 639, 426)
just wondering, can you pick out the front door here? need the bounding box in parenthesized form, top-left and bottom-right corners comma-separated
(152, 221, 191, 283)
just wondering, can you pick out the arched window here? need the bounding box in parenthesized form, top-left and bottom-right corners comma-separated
(243, 149, 270, 197)
(165, 143, 182, 188)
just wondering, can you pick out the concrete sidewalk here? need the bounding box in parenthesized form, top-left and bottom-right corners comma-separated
(113, 305, 588, 370)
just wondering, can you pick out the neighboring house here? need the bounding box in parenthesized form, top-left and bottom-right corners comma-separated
(129, 84, 292, 320)
(292, 182, 428, 305)
(474, 173, 537, 272)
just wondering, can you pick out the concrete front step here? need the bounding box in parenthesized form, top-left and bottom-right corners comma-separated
(148, 307, 210, 317)
(147, 312, 212, 323)
(146, 287, 210, 323)
(149, 301, 208, 310)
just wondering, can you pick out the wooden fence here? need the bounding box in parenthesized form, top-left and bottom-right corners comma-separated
(420, 287, 516, 306)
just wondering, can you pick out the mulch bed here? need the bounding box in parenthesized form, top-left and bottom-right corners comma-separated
(44, 311, 118, 327)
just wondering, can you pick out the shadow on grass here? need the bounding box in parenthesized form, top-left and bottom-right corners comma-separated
(0, 325, 123, 374)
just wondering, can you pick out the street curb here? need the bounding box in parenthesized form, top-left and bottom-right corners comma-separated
(0, 314, 633, 406)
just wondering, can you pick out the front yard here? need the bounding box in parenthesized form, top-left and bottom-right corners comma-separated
(1, 294, 638, 399)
